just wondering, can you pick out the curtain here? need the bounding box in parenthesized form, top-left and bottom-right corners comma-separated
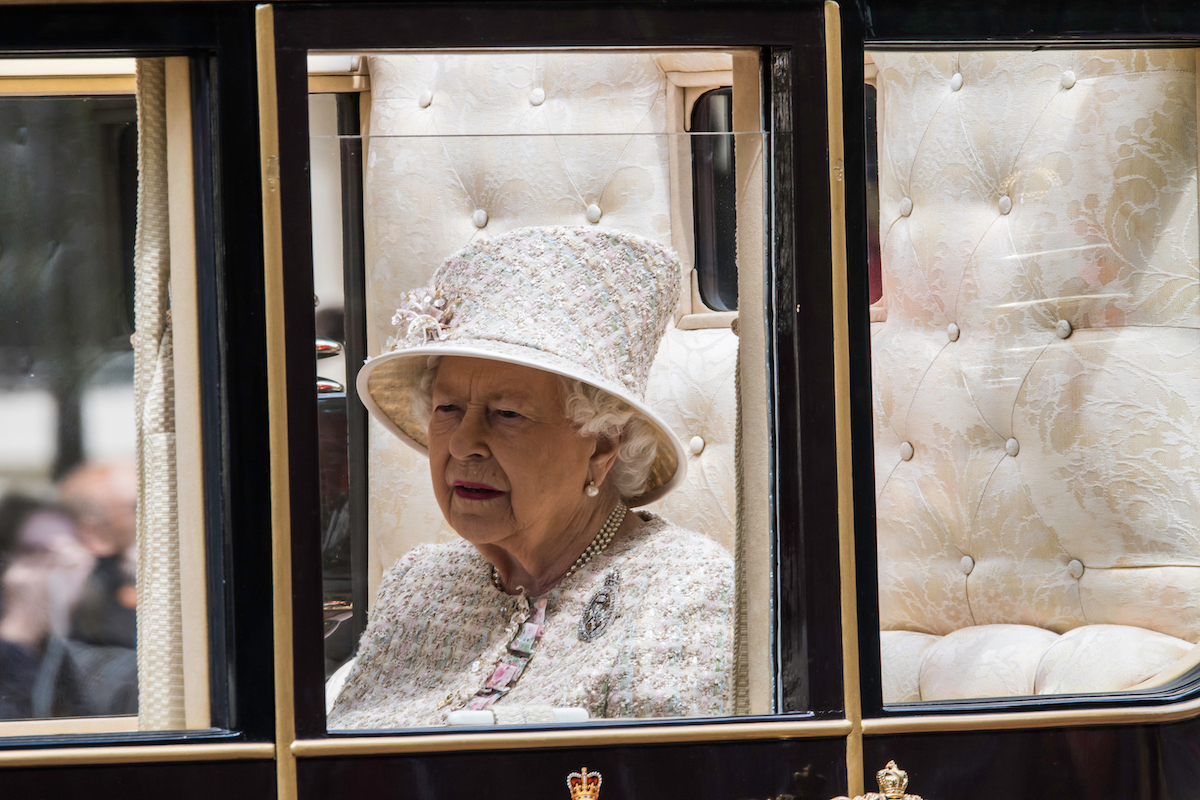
(133, 57, 185, 731)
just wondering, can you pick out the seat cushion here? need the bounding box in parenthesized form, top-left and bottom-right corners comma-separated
(882, 623, 1194, 702)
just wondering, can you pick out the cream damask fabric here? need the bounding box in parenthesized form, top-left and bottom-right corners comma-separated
(872, 50, 1200, 700)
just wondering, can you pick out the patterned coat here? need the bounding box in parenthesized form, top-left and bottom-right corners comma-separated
(328, 512, 734, 728)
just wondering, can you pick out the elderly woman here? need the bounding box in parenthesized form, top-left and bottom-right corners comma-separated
(328, 226, 733, 728)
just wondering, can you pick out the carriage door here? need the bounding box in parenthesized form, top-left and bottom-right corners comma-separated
(257, 1, 870, 798)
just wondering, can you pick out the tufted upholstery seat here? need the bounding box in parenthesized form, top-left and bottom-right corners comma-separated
(872, 50, 1200, 701)
(361, 53, 738, 597)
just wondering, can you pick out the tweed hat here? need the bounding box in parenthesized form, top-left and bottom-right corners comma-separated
(357, 225, 687, 506)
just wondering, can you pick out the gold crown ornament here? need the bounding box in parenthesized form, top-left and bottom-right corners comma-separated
(831, 760, 924, 800)
(875, 761, 915, 799)
(567, 767, 602, 800)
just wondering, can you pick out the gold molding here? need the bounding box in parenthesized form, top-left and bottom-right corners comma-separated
(823, 2, 862, 797)
(294, 720, 854, 757)
(0, 743, 274, 769)
(308, 74, 370, 93)
(164, 54, 214, 731)
(0, 75, 134, 95)
(255, 6, 298, 800)
(0, 715, 138, 737)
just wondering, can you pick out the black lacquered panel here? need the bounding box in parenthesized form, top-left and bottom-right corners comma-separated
(298, 737, 847, 800)
(860, 0, 1200, 42)
(0, 759, 275, 800)
(865, 714, 1200, 800)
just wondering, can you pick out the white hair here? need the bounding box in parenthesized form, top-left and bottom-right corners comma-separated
(558, 378, 658, 500)
(412, 359, 657, 501)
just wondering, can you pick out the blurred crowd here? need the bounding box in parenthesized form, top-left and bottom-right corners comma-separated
(0, 460, 138, 720)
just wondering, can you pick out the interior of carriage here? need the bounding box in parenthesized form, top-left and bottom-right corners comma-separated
(310, 46, 1200, 719)
(866, 49, 1200, 703)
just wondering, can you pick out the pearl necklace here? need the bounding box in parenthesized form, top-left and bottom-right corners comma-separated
(491, 501, 628, 593)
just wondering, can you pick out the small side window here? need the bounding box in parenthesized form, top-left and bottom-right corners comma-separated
(690, 87, 737, 311)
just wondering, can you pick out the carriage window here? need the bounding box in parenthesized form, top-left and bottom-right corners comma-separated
(691, 86, 737, 312)
(867, 48, 1200, 705)
(0, 57, 215, 733)
(310, 50, 771, 728)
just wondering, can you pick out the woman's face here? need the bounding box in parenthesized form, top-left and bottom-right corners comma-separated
(427, 356, 605, 554)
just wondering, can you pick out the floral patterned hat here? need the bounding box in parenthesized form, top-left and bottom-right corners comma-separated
(357, 225, 687, 506)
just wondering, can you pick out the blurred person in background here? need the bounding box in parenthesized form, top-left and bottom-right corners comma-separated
(58, 460, 137, 650)
(0, 495, 93, 718)
(56, 460, 138, 715)
(0, 459, 140, 720)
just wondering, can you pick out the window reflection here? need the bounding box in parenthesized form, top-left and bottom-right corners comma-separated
(867, 49, 1200, 703)
(0, 93, 139, 720)
(0, 57, 213, 732)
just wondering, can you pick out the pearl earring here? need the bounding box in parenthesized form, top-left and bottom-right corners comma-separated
(585, 480, 599, 497)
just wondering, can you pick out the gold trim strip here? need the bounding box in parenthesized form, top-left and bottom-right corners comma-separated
(863, 694, 1200, 735)
(0, 743, 274, 769)
(308, 74, 370, 93)
(255, 6, 298, 800)
(0, 715, 138, 737)
(294, 720, 854, 757)
(0, 75, 135, 95)
(824, 2, 862, 797)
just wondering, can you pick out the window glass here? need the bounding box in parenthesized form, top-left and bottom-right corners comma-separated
(691, 87, 738, 311)
(311, 51, 771, 728)
(866, 49, 1200, 704)
(0, 58, 214, 732)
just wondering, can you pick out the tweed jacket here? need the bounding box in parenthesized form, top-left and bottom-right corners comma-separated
(328, 512, 734, 728)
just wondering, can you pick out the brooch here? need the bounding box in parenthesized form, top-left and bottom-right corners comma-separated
(386, 284, 455, 350)
(578, 568, 620, 642)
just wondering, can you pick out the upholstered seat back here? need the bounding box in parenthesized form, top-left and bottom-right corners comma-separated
(872, 50, 1200, 700)
(361, 53, 738, 597)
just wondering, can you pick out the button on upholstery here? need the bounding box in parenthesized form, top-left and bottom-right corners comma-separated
(999, 195, 1013, 215)
(689, 435, 706, 455)
(947, 322, 960, 342)
(529, 87, 546, 106)
(899, 441, 914, 461)
(950, 72, 963, 91)
(1005, 438, 1020, 457)
(418, 89, 433, 108)
(472, 209, 488, 229)
(585, 204, 603, 223)
(1056, 319, 1073, 339)
(1061, 70, 1077, 89)
(1068, 559, 1085, 579)
(899, 196, 913, 217)
(960, 556, 975, 575)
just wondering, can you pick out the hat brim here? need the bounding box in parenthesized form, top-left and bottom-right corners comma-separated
(356, 339, 687, 507)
